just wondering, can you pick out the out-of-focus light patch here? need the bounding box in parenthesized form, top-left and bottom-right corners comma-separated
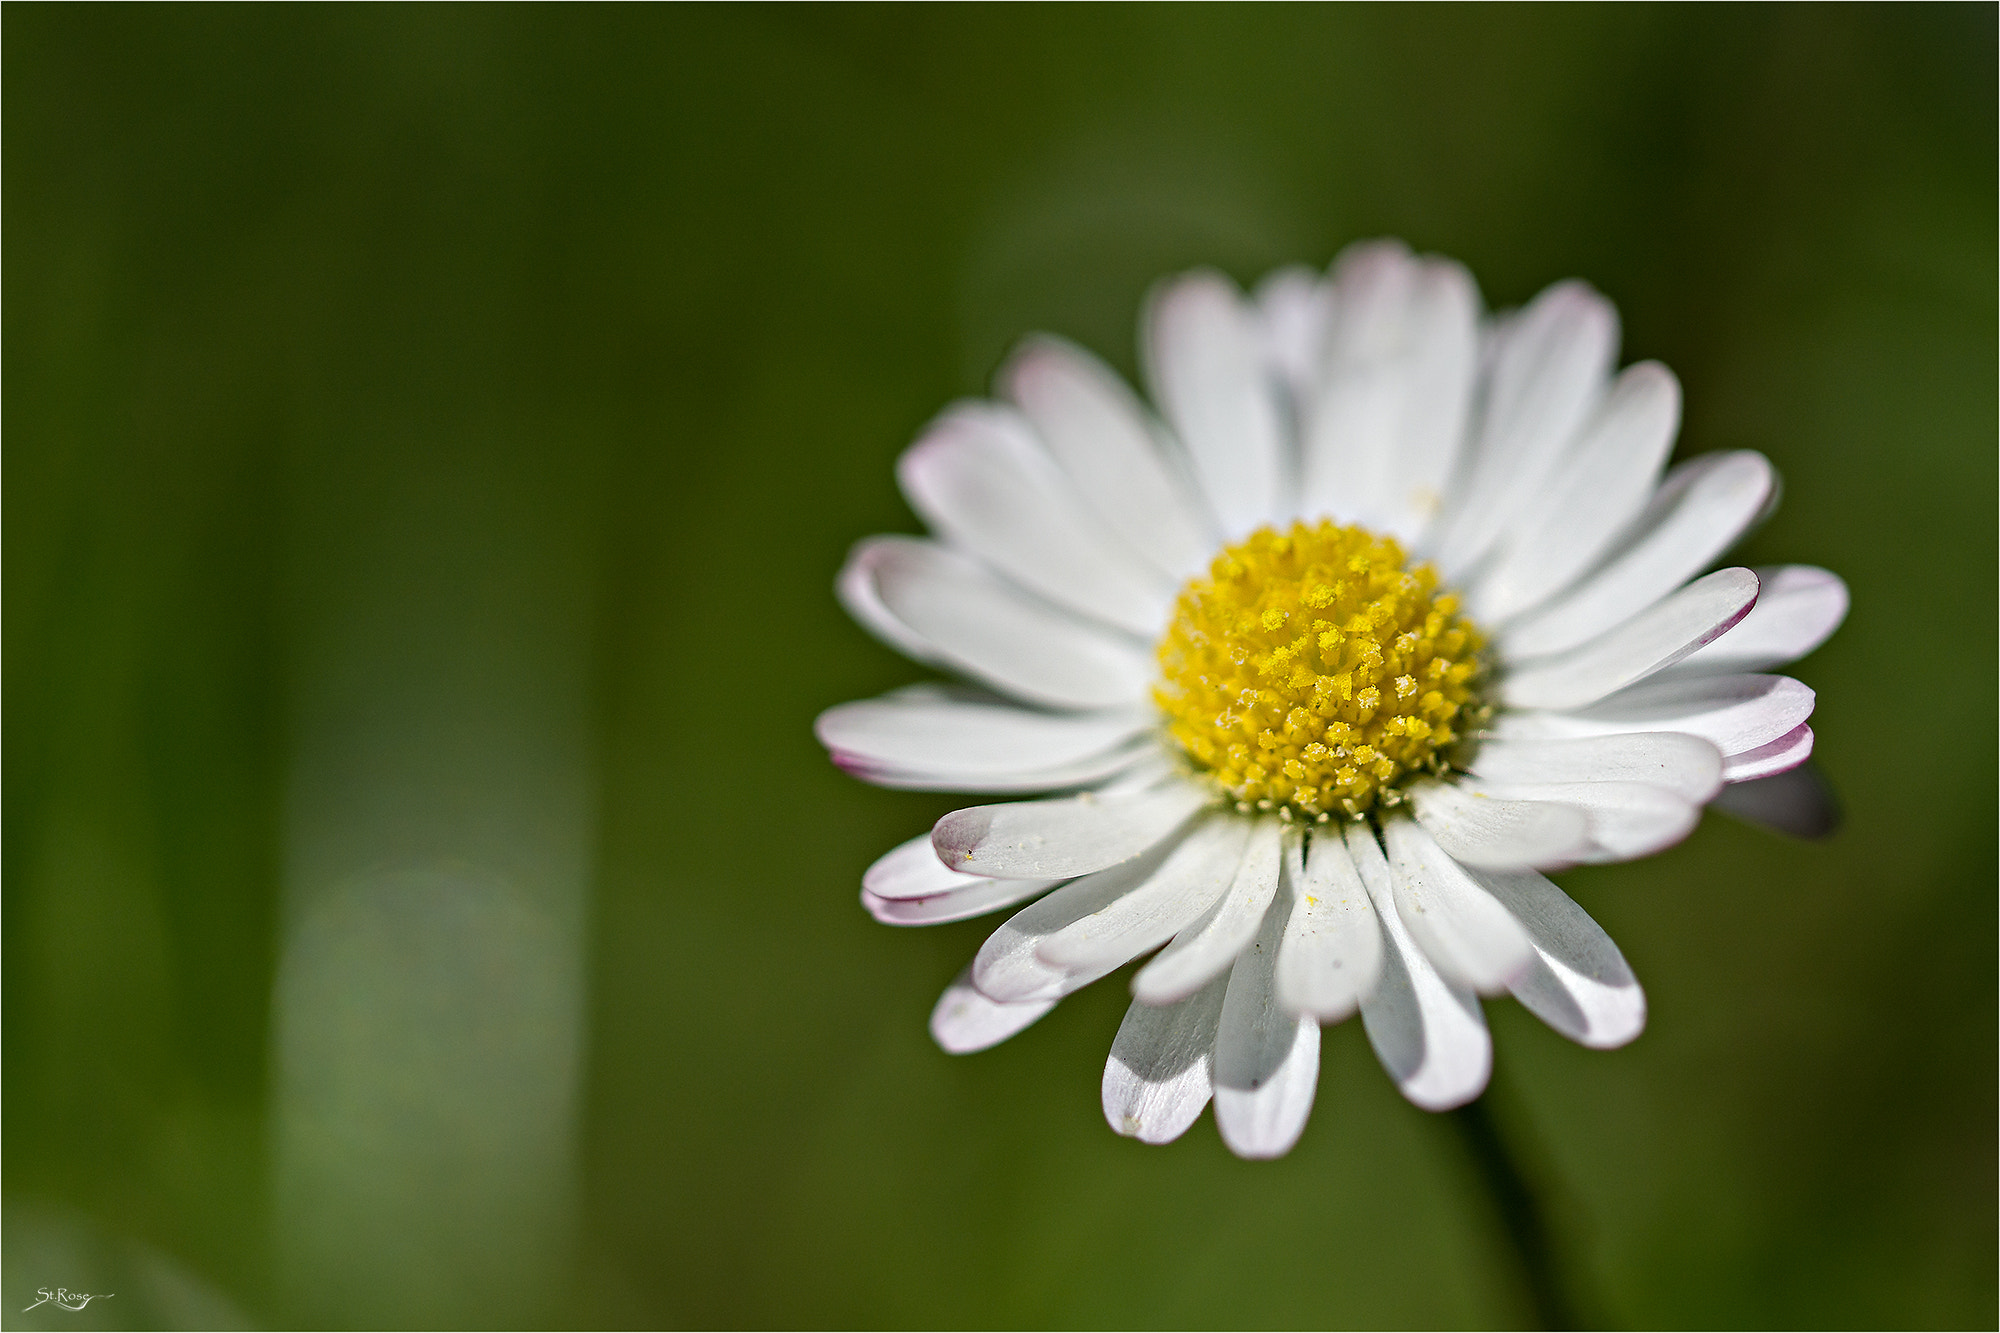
(272, 425, 599, 1327)
(272, 865, 581, 1328)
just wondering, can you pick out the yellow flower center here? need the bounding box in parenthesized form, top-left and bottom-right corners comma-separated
(1153, 520, 1488, 820)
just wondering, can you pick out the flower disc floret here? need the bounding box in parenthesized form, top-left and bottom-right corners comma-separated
(1154, 520, 1487, 819)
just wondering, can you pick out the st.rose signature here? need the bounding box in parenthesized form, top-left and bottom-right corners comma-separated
(22, 1288, 113, 1312)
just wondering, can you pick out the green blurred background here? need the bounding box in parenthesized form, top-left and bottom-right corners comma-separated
(5, 5, 1994, 1329)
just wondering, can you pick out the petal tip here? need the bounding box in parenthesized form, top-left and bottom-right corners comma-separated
(930, 809, 992, 868)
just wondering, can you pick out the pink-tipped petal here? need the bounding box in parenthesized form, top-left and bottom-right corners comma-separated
(1664, 565, 1848, 677)
(1721, 723, 1815, 783)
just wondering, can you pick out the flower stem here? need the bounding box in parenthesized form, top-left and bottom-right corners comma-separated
(1447, 1094, 1586, 1330)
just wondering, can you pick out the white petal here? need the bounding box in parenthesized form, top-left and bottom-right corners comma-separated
(1500, 451, 1775, 658)
(1087, 750, 1179, 795)
(1500, 567, 1761, 710)
(1132, 817, 1284, 1004)
(1466, 732, 1724, 804)
(1663, 565, 1849, 677)
(1497, 672, 1816, 762)
(1217, 1013, 1318, 1160)
(1300, 352, 1404, 525)
(1213, 846, 1321, 1160)
(1470, 361, 1680, 621)
(863, 880, 1056, 926)
(1465, 779, 1697, 863)
(1001, 336, 1214, 580)
(836, 538, 949, 666)
(1432, 281, 1619, 577)
(1302, 242, 1480, 545)
(930, 966, 1056, 1054)
(820, 688, 1149, 777)
(1406, 778, 1592, 870)
(971, 841, 1183, 1002)
(865, 831, 1032, 902)
(1349, 823, 1491, 1110)
(850, 536, 1154, 710)
(1722, 722, 1814, 782)
(862, 831, 974, 900)
(898, 403, 1174, 636)
(1035, 814, 1252, 972)
(934, 779, 1210, 881)
(1144, 270, 1287, 539)
(1373, 258, 1483, 545)
(1710, 760, 1840, 839)
(1381, 817, 1535, 993)
(1254, 265, 1333, 407)
(1275, 823, 1384, 1020)
(1102, 975, 1228, 1144)
(843, 742, 1157, 793)
(1468, 867, 1646, 1049)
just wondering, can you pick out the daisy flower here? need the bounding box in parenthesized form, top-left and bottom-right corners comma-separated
(818, 241, 1845, 1159)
